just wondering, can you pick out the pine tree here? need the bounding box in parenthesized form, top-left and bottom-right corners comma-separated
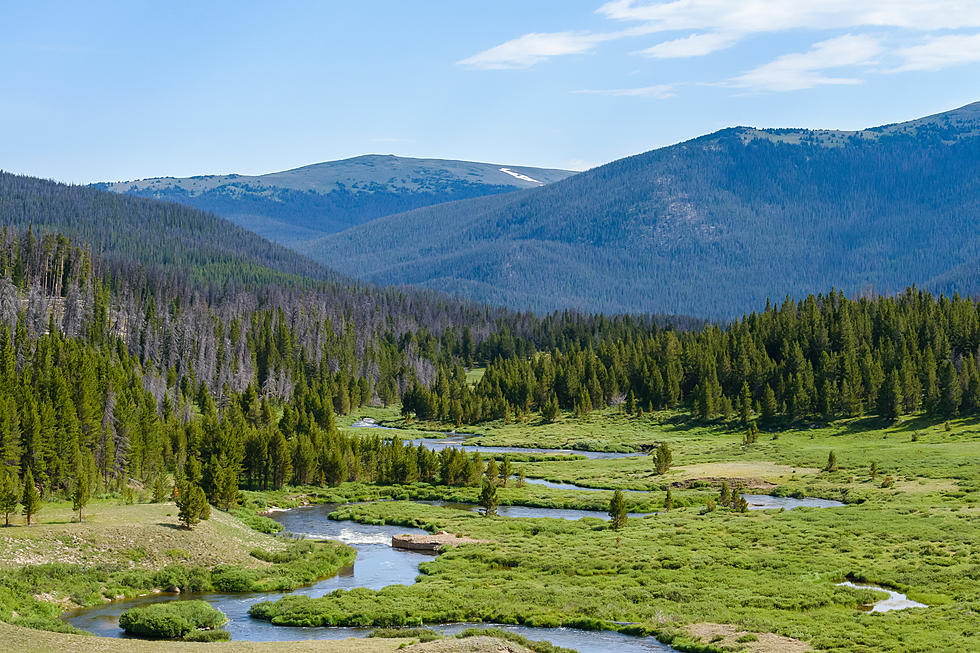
(516, 466, 526, 488)
(0, 470, 18, 526)
(479, 476, 497, 517)
(608, 489, 627, 530)
(176, 482, 210, 529)
(738, 382, 752, 425)
(215, 457, 240, 511)
(825, 450, 838, 472)
(151, 474, 168, 503)
(22, 468, 39, 525)
(879, 369, 902, 421)
(72, 469, 89, 523)
(499, 455, 512, 487)
(939, 360, 961, 418)
(484, 457, 499, 485)
(625, 390, 636, 416)
(653, 442, 672, 475)
(719, 481, 731, 507)
(664, 488, 673, 511)
(761, 385, 778, 423)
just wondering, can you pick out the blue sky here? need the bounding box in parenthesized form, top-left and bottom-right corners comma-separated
(3, 1, 979, 183)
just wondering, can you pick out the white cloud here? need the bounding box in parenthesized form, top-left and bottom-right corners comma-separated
(728, 34, 883, 91)
(893, 32, 980, 71)
(638, 32, 738, 58)
(597, 1, 980, 34)
(458, 31, 615, 69)
(573, 84, 677, 97)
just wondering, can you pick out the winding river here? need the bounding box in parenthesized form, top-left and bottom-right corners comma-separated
(65, 502, 678, 652)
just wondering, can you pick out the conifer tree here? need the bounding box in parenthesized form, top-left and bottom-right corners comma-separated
(151, 474, 168, 503)
(0, 470, 18, 526)
(719, 481, 731, 506)
(939, 360, 961, 418)
(479, 476, 497, 517)
(22, 468, 39, 525)
(498, 455, 512, 487)
(608, 489, 627, 530)
(653, 442, 672, 475)
(72, 469, 89, 523)
(484, 457, 499, 485)
(738, 382, 752, 425)
(176, 482, 209, 529)
(516, 466, 526, 488)
(825, 450, 838, 472)
(664, 488, 673, 511)
(761, 385, 778, 423)
(880, 369, 902, 421)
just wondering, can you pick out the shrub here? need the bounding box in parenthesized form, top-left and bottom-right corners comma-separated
(119, 600, 226, 640)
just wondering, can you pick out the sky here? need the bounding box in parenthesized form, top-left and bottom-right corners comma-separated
(3, 0, 979, 184)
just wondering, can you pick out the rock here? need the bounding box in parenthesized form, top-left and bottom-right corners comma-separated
(391, 531, 486, 552)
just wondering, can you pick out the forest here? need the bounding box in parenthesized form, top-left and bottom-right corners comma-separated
(404, 289, 980, 426)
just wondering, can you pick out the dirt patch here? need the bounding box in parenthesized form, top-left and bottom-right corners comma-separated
(392, 531, 488, 552)
(689, 623, 811, 653)
(670, 462, 817, 489)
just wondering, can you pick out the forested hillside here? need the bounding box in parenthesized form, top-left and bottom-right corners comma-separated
(0, 172, 338, 286)
(96, 155, 574, 245)
(406, 289, 980, 428)
(302, 102, 980, 317)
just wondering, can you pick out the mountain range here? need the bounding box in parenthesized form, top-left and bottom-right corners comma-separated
(96, 156, 574, 245)
(93, 102, 980, 319)
(299, 102, 980, 317)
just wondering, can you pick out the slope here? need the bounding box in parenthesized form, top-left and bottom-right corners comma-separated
(95, 155, 574, 245)
(300, 102, 980, 317)
(1, 171, 340, 286)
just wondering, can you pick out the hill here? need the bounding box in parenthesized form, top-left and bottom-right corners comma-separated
(0, 171, 340, 286)
(299, 102, 980, 317)
(95, 155, 574, 245)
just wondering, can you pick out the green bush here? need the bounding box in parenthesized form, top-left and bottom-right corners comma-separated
(119, 600, 226, 640)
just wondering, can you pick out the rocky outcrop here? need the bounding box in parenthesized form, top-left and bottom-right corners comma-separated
(391, 531, 485, 552)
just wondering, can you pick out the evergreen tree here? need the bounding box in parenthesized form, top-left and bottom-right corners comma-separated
(738, 382, 752, 425)
(21, 468, 39, 525)
(608, 489, 627, 530)
(498, 455, 512, 487)
(719, 481, 730, 507)
(939, 360, 962, 418)
(151, 474, 168, 503)
(879, 369, 902, 421)
(653, 442, 672, 475)
(176, 482, 210, 529)
(825, 450, 838, 472)
(72, 469, 89, 523)
(479, 476, 497, 517)
(625, 390, 636, 416)
(761, 385, 778, 423)
(516, 466, 526, 488)
(0, 470, 18, 526)
(484, 457, 499, 485)
(664, 488, 673, 511)
(215, 457, 240, 511)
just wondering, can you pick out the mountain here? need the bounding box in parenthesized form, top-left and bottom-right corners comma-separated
(298, 102, 980, 317)
(95, 155, 575, 245)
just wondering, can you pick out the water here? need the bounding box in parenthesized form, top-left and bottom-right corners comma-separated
(836, 581, 928, 612)
(744, 494, 845, 510)
(65, 503, 677, 651)
(521, 478, 845, 510)
(350, 418, 641, 460)
(414, 499, 650, 520)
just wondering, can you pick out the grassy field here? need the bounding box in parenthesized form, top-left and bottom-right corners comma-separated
(5, 406, 979, 652)
(256, 408, 980, 652)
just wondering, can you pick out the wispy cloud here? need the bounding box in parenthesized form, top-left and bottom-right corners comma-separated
(892, 32, 980, 71)
(573, 84, 676, 98)
(728, 34, 883, 91)
(637, 32, 738, 58)
(458, 31, 616, 69)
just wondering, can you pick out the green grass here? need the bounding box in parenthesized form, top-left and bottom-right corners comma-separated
(249, 409, 980, 652)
